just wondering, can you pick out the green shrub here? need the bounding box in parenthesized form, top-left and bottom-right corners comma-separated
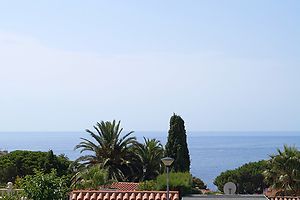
(21, 169, 69, 200)
(138, 172, 194, 198)
(189, 176, 207, 194)
(214, 160, 268, 194)
(71, 165, 109, 189)
(0, 150, 72, 184)
(138, 180, 157, 190)
(192, 176, 207, 189)
(156, 172, 192, 197)
(263, 145, 300, 196)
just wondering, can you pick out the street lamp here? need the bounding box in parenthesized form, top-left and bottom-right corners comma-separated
(161, 157, 174, 200)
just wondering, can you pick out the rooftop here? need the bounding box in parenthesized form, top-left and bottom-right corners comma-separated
(107, 182, 139, 191)
(70, 190, 179, 200)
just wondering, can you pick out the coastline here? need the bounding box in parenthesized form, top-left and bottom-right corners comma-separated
(1, 131, 300, 189)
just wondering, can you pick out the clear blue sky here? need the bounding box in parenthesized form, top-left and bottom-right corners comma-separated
(0, 1, 299, 132)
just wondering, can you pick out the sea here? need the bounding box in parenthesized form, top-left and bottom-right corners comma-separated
(0, 131, 300, 190)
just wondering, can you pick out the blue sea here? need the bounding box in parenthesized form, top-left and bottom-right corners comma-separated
(0, 131, 300, 190)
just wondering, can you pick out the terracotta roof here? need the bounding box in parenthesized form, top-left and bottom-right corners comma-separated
(109, 182, 139, 191)
(70, 190, 179, 200)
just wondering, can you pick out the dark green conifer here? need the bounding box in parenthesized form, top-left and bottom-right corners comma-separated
(165, 113, 190, 172)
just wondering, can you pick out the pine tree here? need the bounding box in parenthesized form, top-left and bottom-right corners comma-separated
(165, 113, 190, 172)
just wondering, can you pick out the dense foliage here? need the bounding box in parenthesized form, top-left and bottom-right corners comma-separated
(0, 193, 23, 200)
(138, 180, 157, 191)
(71, 165, 110, 189)
(214, 160, 268, 194)
(165, 114, 190, 172)
(263, 145, 300, 196)
(192, 176, 207, 190)
(75, 120, 138, 181)
(214, 145, 300, 195)
(0, 118, 201, 197)
(139, 172, 192, 198)
(134, 138, 164, 181)
(21, 170, 69, 200)
(156, 172, 192, 196)
(0, 150, 71, 184)
(75, 120, 165, 182)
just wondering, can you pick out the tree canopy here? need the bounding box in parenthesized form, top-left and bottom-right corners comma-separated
(214, 160, 268, 194)
(75, 120, 138, 181)
(0, 150, 71, 184)
(134, 137, 164, 181)
(263, 145, 300, 196)
(21, 169, 69, 200)
(165, 114, 190, 172)
(71, 165, 109, 189)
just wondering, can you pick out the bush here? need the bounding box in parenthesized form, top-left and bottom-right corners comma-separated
(138, 180, 157, 190)
(214, 160, 268, 194)
(71, 165, 109, 189)
(139, 172, 193, 198)
(192, 176, 207, 189)
(189, 176, 207, 194)
(139, 173, 206, 197)
(263, 145, 300, 196)
(0, 150, 72, 184)
(21, 169, 69, 200)
(156, 172, 192, 197)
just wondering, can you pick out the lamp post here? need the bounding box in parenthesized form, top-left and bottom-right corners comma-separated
(161, 157, 174, 200)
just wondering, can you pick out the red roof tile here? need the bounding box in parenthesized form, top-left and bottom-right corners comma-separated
(70, 190, 179, 200)
(109, 182, 139, 191)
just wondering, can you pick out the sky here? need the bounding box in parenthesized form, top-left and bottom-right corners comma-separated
(0, 0, 299, 132)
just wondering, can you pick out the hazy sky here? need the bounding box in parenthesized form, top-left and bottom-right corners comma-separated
(0, 1, 299, 132)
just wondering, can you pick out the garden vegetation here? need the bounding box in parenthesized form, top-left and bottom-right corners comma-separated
(214, 160, 268, 194)
(214, 145, 300, 195)
(2, 116, 300, 199)
(0, 150, 71, 185)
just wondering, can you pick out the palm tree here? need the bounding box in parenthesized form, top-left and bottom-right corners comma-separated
(75, 120, 137, 181)
(263, 145, 300, 195)
(71, 165, 109, 189)
(134, 137, 164, 181)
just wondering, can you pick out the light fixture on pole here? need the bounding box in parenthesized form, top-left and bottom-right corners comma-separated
(161, 157, 174, 200)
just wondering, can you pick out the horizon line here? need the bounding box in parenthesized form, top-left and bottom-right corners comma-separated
(0, 130, 299, 133)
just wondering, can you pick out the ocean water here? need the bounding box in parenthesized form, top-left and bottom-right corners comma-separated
(0, 131, 300, 190)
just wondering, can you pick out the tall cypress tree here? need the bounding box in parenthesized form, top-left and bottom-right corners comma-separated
(165, 113, 190, 172)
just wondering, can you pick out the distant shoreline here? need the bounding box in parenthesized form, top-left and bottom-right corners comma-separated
(1, 132, 300, 189)
(0, 130, 299, 136)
